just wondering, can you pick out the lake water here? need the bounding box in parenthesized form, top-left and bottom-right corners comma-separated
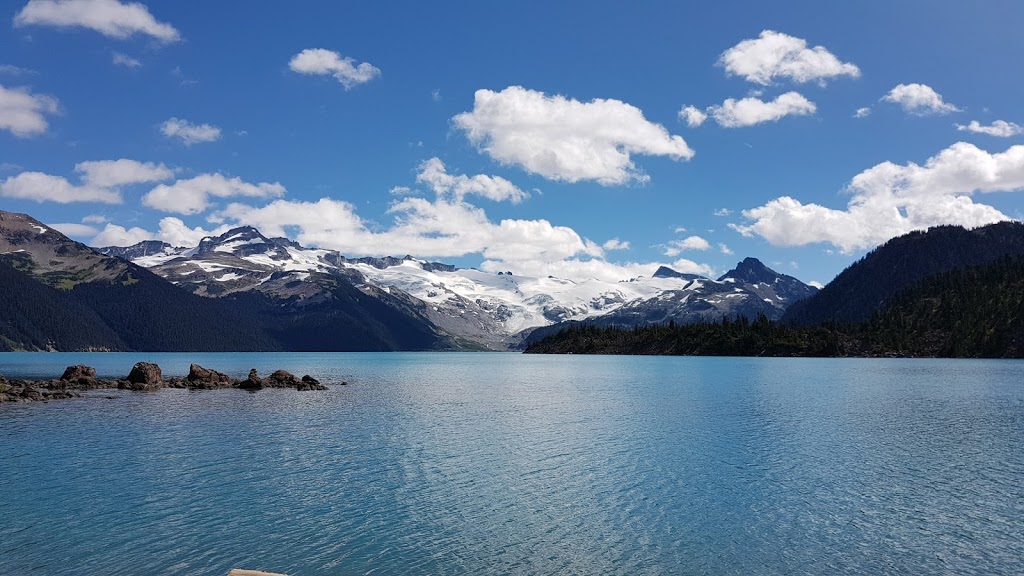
(1, 353, 1022, 575)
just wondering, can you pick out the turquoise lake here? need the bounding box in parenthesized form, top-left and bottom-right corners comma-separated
(1, 353, 1022, 575)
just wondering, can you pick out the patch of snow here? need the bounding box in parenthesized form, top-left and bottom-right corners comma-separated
(31, 225, 47, 234)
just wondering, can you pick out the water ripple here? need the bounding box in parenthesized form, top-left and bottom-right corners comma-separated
(0, 354, 1022, 575)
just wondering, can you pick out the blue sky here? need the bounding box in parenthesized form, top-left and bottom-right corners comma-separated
(3, 0, 1024, 285)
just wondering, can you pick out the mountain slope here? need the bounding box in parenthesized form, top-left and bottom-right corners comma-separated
(0, 210, 448, 351)
(783, 222, 1024, 325)
(100, 225, 818, 349)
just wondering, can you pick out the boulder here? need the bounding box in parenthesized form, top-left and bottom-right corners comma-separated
(186, 364, 236, 389)
(126, 362, 163, 390)
(60, 364, 97, 388)
(20, 385, 42, 401)
(239, 368, 264, 391)
(265, 369, 300, 387)
(297, 375, 327, 391)
(61, 364, 96, 381)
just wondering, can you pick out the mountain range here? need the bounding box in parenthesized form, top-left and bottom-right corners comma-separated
(0, 209, 817, 351)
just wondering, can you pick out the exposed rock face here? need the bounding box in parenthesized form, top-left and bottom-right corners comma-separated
(186, 364, 237, 389)
(239, 368, 265, 390)
(125, 362, 163, 391)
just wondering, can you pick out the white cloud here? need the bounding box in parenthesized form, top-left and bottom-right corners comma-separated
(882, 83, 960, 116)
(91, 216, 230, 247)
(431, 89, 441, 102)
(679, 105, 707, 127)
(416, 157, 528, 203)
(718, 30, 860, 86)
(48, 222, 98, 237)
(112, 52, 141, 68)
(670, 258, 716, 278)
(956, 120, 1023, 138)
(143, 173, 286, 215)
(82, 213, 108, 224)
(160, 117, 222, 145)
(0, 84, 59, 137)
(664, 235, 711, 256)
(732, 142, 1024, 252)
(76, 158, 172, 188)
(288, 48, 380, 90)
(808, 280, 824, 289)
(602, 238, 630, 250)
(14, 0, 180, 42)
(709, 91, 816, 128)
(713, 208, 732, 216)
(854, 107, 871, 118)
(718, 243, 734, 255)
(453, 86, 695, 185)
(0, 159, 170, 204)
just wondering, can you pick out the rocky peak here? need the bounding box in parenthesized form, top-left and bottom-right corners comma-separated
(97, 240, 175, 260)
(652, 266, 704, 281)
(196, 226, 274, 256)
(718, 257, 778, 284)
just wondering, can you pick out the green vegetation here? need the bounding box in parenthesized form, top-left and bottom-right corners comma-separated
(527, 257, 1024, 358)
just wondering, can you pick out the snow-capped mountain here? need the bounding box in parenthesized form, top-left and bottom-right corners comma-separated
(96, 226, 817, 349)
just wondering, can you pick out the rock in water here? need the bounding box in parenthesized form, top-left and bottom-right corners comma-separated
(298, 375, 327, 391)
(266, 369, 300, 387)
(125, 362, 163, 390)
(239, 368, 264, 390)
(60, 364, 96, 382)
(186, 364, 236, 388)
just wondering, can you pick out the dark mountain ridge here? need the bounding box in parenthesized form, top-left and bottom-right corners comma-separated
(783, 221, 1024, 325)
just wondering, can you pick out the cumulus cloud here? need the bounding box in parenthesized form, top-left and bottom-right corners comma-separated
(0, 159, 170, 204)
(82, 214, 109, 224)
(453, 86, 695, 185)
(854, 107, 871, 118)
(709, 91, 816, 128)
(664, 235, 711, 256)
(14, 0, 180, 42)
(48, 222, 98, 237)
(882, 83, 960, 116)
(0, 84, 60, 137)
(718, 30, 860, 86)
(142, 173, 286, 215)
(160, 117, 222, 145)
(679, 105, 707, 127)
(732, 142, 1024, 252)
(718, 243, 734, 255)
(956, 120, 1023, 138)
(111, 52, 141, 68)
(713, 208, 732, 216)
(416, 157, 528, 203)
(288, 48, 380, 89)
(91, 216, 229, 247)
(602, 238, 630, 250)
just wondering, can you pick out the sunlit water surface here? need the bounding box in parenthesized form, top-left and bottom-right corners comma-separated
(1, 353, 1021, 575)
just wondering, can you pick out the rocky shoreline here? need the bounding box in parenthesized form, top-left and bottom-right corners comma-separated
(0, 362, 338, 403)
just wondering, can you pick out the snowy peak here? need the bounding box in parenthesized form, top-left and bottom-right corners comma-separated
(718, 257, 818, 306)
(98, 240, 177, 261)
(196, 226, 271, 256)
